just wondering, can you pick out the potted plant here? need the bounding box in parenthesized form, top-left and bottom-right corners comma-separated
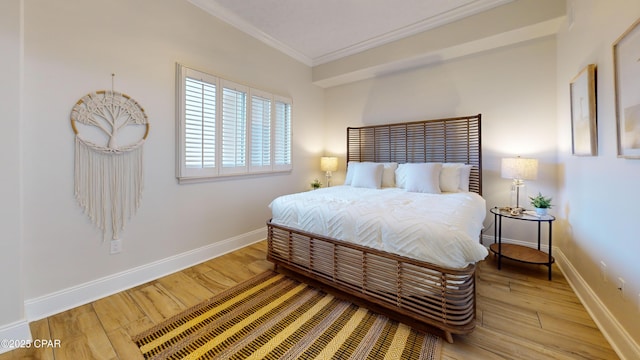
(529, 192, 552, 216)
(310, 179, 322, 190)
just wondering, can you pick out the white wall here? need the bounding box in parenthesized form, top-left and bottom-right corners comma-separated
(556, 0, 640, 355)
(0, 0, 26, 334)
(324, 37, 559, 243)
(4, 0, 324, 323)
(3, 0, 638, 356)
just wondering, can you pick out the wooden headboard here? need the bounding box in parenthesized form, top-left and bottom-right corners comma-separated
(347, 114, 482, 195)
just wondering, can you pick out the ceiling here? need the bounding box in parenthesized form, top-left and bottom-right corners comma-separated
(188, 0, 514, 66)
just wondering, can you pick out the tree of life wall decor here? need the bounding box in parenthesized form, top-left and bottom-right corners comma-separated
(70, 89, 149, 240)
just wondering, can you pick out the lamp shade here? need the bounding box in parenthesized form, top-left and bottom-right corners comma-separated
(320, 156, 338, 172)
(501, 157, 538, 180)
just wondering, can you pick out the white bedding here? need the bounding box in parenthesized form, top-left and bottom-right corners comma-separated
(269, 186, 488, 268)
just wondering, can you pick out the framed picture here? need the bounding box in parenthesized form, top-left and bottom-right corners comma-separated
(613, 18, 640, 158)
(570, 64, 597, 156)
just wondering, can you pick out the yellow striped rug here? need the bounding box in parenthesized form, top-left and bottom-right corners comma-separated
(133, 271, 442, 359)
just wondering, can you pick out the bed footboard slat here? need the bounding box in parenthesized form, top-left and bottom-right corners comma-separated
(267, 221, 477, 341)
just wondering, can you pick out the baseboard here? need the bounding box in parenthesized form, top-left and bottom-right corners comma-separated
(25, 227, 266, 322)
(480, 234, 550, 252)
(554, 250, 640, 360)
(0, 320, 32, 355)
(481, 234, 639, 359)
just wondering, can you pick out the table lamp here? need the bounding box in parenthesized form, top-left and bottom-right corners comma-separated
(501, 157, 538, 208)
(320, 156, 338, 187)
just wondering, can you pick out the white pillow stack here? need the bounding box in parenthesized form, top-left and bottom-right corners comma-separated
(345, 162, 397, 189)
(346, 161, 473, 193)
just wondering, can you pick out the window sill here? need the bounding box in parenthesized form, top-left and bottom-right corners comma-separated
(177, 169, 292, 184)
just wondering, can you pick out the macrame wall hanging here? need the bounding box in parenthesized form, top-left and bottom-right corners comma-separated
(70, 77, 149, 240)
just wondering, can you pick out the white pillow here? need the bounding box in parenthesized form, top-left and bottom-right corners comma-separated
(351, 163, 384, 189)
(458, 164, 473, 192)
(381, 162, 398, 187)
(346, 162, 397, 188)
(440, 163, 463, 192)
(395, 163, 409, 189)
(403, 163, 442, 194)
(344, 161, 358, 185)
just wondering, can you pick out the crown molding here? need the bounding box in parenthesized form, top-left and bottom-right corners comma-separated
(313, 17, 564, 88)
(187, 0, 313, 66)
(188, 0, 514, 67)
(312, 0, 514, 66)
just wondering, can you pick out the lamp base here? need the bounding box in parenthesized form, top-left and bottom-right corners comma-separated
(325, 171, 332, 187)
(510, 181, 526, 208)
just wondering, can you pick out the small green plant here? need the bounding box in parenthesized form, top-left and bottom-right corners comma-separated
(530, 192, 552, 209)
(310, 179, 322, 190)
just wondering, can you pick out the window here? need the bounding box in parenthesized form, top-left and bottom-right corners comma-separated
(274, 98, 292, 170)
(176, 64, 292, 182)
(220, 81, 248, 175)
(180, 68, 218, 179)
(250, 91, 271, 172)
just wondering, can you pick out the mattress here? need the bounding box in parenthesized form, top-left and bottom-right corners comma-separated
(269, 186, 488, 268)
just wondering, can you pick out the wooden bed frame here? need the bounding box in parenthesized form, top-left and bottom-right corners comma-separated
(267, 114, 482, 343)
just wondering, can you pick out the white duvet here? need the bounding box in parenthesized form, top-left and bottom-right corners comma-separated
(269, 186, 488, 268)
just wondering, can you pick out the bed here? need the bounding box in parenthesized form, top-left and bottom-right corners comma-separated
(267, 114, 484, 343)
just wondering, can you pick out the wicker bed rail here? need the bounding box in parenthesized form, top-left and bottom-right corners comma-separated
(267, 220, 477, 343)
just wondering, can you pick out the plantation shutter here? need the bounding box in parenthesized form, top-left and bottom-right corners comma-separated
(274, 97, 292, 171)
(176, 64, 293, 183)
(178, 65, 218, 179)
(250, 91, 272, 172)
(220, 81, 248, 175)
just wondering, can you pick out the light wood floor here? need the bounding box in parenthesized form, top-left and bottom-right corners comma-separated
(1, 241, 618, 359)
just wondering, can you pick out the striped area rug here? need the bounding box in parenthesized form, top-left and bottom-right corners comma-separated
(133, 271, 442, 359)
